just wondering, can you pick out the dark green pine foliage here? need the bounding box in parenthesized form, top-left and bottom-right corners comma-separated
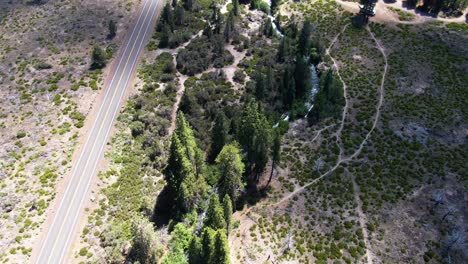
(165, 134, 197, 213)
(255, 70, 266, 101)
(212, 35, 225, 59)
(262, 17, 273, 38)
(188, 237, 203, 264)
(210, 2, 223, 35)
(159, 23, 171, 48)
(91, 45, 107, 69)
(224, 11, 235, 42)
(183, 0, 193, 10)
(108, 20, 117, 39)
(298, 21, 312, 56)
(204, 195, 226, 230)
(238, 100, 272, 182)
(277, 37, 293, 63)
(213, 231, 230, 264)
(265, 66, 275, 99)
(308, 70, 345, 123)
(265, 132, 281, 190)
(294, 54, 311, 99)
(216, 144, 244, 204)
(275, 13, 281, 32)
(222, 195, 233, 231)
(232, 0, 239, 16)
(165, 113, 207, 215)
(175, 5, 185, 26)
(201, 227, 216, 263)
(281, 66, 295, 108)
(175, 113, 205, 178)
(161, 3, 175, 31)
(210, 112, 230, 162)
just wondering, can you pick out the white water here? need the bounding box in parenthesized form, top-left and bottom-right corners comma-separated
(195, 186, 218, 234)
(305, 64, 320, 117)
(269, 15, 283, 37)
(263, 0, 283, 37)
(273, 114, 289, 128)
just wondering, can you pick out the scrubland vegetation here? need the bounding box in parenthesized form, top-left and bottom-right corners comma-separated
(0, 0, 134, 262)
(1, 0, 466, 263)
(75, 0, 467, 262)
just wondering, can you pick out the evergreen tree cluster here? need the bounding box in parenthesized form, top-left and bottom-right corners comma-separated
(308, 69, 345, 123)
(251, 20, 323, 118)
(162, 112, 237, 263)
(157, 2, 192, 48)
(175, 3, 240, 75)
(165, 113, 208, 217)
(405, 0, 467, 15)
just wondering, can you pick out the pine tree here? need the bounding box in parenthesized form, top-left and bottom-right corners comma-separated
(201, 227, 216, 262)
(298, 21, 312, 56)
(165, 113, 207, 215)
(204, 195, 226, 230)
(213, 231, 230, 264)
(265, 66, 275, 95)
(264, 132, 281, 190)
(212, 34, 225, 59)
(175, 5, 185, 26)
(108, 20, 117, 39)
(165, 134, 189, 194)
(224, 11, 235, 42)
(161, 3, 175, 31)
(294, 54, 311, 99)
(183, 0, 193, 10)
(210, 112, 230, 162)
(188, 237, 203, 264)
(175, 113, 198, 169)
(281, 67, 295, 108)
(255, 71, 265, 101)
(222, 195, 233, 231)
(275, 12, 281, 32)
(233, 0, 239, 16)
(216, 144, 245, 204)
(91, 45, 107, 69)
(277, 37, 292, 63)
(262, 17, 273, 37)
(238, 100, 272, 182)
(159, 23, 171, 48)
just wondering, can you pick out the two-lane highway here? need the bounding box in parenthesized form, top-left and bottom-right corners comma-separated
(33, 0, 160, 263)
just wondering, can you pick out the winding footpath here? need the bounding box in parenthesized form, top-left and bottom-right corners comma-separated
(274, 25, 388, 207)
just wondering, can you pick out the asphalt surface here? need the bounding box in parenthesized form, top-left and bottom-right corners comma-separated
(34, 0, 159, 263)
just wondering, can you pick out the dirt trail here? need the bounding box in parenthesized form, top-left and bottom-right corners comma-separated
(352, 173, 375, 264)
(311, 124, 336, 143)
(273, 25, 388, 207)
(326, 23, 350, 159)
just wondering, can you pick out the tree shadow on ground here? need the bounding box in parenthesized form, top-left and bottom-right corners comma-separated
(151, 186, 172, 228)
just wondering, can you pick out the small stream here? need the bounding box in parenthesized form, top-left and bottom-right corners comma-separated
(305, 64, 320, 117)
(264, 0, 283, 37)
(194, 186, 218, 234)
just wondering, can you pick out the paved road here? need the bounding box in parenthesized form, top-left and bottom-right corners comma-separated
(34, 0, 159, 263)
